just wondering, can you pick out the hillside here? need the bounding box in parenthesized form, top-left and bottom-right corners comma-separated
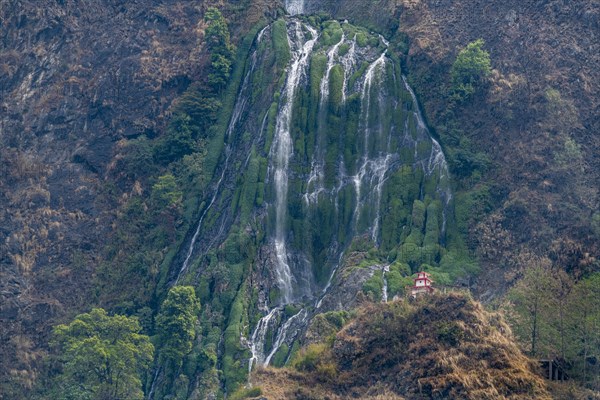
(0, 0, 598, 398)
(251, 293, 551, 399)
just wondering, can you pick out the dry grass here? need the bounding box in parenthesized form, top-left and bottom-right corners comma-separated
(253, 293, 552, 399)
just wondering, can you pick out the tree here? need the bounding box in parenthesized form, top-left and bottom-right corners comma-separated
(156, 286, 200, 366)
(450, 39, 491, 101)
(506, 260, 555, 356)
(204, 7, 235, 92)
(204, 7, 234, 58)
(566, 273, 600, 387)
(52, 308, 154, 400)
(153, 113, 197, 164)
(151, 174, 182, 210)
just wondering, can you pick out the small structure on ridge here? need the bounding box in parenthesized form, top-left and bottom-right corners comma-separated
(411, 271, 434, 297)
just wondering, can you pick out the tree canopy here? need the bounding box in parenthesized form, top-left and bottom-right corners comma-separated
(450, 39, 491, 100)
(156, 286, 201, 365)
(204, 7, 235, 92)
(51, 308, 154, 400)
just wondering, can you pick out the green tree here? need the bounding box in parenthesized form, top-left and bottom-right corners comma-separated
(204, 7, 235, 92)
(173, 82, 221, 134)
(151, 174, 182, 209)
(52, 308, 154, 400)
(450, 39, 491, 101)
(153, 113, 197, 164)
(506, 261, 555, 356)
(204, 7, 234, 58)
(156, 286, 200, 366)
(567, 273, 600, 386)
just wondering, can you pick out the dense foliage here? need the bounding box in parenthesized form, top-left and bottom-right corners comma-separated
(507, 266, 600, 388)
(450, 39, 491, 101)
(156, 286, 200, 365)
(50, 309, 153, 400)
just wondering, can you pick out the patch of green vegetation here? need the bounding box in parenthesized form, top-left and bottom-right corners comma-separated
(328, 64, 345, 111)
(50, 309, 154, 400)
(386, 262, 412, 298)
(230, 386, 263, 400)
(363, 270, 384, 301)
(319, 20, 343, 47)
(272, 19, 291, 70)
(450, 39, 491, 101)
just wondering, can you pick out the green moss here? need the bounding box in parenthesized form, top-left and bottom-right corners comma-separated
(328, 65, 345, 112)
(356, 32, 368, 47)
(363, 270, 384, 301)
(270, 343, 290, 367)
(272, 19, 291, 70)
(423, 201, 441, 247)
(348, 61, 369, 92)
(319, 20, 343, 47)
(338, 43, 350, 57)
(263, 101, 279, 153)
(411, 200, 426, 232)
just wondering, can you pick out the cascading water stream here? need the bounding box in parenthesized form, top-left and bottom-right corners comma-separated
(249, 19, 318, 370)
(243, 19, 453, 376)
(285, 0, 305, 15)
(401, 75, 452, 235)
(304, 33, 345, 205)
(353, 47, 389, 238)
(317, 36, 393, 309)
(382, 265, 390, 303)
(173, 30, 265, 285)
(271, 20, 318, 303)
(340, 34, 357, 102)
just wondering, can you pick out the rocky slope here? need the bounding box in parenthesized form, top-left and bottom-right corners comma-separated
(395, 0, 600, 297)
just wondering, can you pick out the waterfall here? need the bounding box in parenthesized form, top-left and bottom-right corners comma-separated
(320, 34, 345, 105)
(401, 75, 453, 235)
(248, 307, 280, 372)
(270, 20, 318, 303)
(285, 0, 305, 15)
(340, 35, 357, 102)
(237, 19, 453, 376)
(304, 33, 345, 205)
(382, 265, 390, 303)
(249, 19, 318, 369)
(173, 30, 267, 284)
(353, 47, 388, 237)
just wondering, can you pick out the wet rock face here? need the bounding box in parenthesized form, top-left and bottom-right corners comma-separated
(0, 0, 208, 394)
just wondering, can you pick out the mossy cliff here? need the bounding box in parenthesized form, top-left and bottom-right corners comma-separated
(1, 0, 598, 398)
(158, 15, 474, 396)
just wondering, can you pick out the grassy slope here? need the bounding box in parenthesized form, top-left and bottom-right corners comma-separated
(251, 293, 551, 399)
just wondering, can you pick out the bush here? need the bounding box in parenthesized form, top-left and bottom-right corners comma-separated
(436, 321, 464, 346)
(450, 39, 491, 101)
(230, 387, 263, 400)
(292, 343, 329, 372)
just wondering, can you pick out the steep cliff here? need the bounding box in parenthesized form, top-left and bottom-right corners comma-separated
(1, 0, 598, 398)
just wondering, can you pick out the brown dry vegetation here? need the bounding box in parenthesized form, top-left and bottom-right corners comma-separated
(395, 0, 600, 296)
(253, 293, 551, 400)
(0, 0, 279, 396)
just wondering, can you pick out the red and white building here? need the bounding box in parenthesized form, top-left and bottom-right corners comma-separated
(411, 271, 434, 297)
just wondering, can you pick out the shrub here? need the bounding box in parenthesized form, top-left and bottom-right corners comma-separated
(230, 387, 263, 400)
(450, 39, 491, 101)
(292, 343, 329, 372)
(436, 321, 464, 346)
